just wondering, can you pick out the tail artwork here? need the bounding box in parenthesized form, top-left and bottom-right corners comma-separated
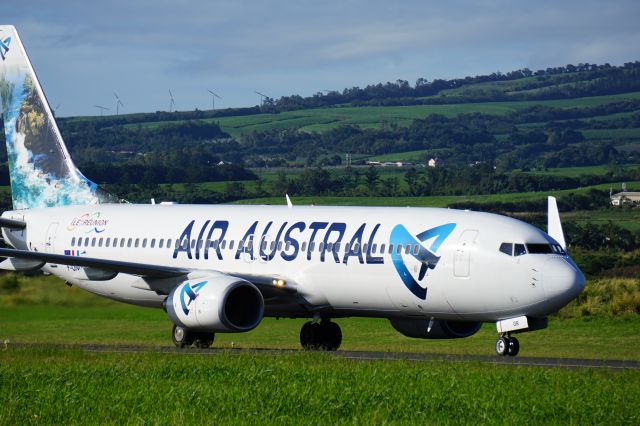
(0, 25, 116, 210)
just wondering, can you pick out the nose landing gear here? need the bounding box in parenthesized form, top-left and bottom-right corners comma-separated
(495, 334, 520, 357)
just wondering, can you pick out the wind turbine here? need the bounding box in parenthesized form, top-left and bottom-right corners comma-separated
(114, 93, 124, 116)
(52, 103, 61, 117)
(207, 89, 221, 110)
(94, 105, 110, 116)
(254, 91, 268, 106)
(169, 90, 176, 112)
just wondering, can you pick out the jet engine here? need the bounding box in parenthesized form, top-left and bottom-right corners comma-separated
(165, 276, 264, 332)
(390, 318, 482, 339)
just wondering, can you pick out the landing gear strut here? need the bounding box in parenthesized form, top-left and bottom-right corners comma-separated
(300, 320, 342, 351)
(495, 334, 519, 357)
(172, 324, 215, 349)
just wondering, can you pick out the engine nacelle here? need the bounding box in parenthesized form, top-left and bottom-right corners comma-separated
(390, 318, 482, 339)
(165, 276, 264, 332)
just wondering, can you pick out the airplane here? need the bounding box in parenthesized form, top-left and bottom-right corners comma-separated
(0, 25, 585, 356)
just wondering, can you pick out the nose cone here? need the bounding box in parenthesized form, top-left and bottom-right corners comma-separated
(543, 257, 586, 310)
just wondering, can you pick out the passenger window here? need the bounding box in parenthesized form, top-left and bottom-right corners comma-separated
(371, 243, 377, 254)
(166, 239, 172, 249)
(405, 245, 411, 255)
(353, 242, 360, 253)
(270, 241, 276, 251)
(190, 240, 196, 249)
(98, 238, 103, 247)
(159, 239, 164, 249)
(71, 237, 76, 247)
(212, 241, 219, 250)
(326, 242, 334, 252)
(91, 238, 96, 247)
(309, 242, 315, 252)
(514, 244, 526, 256)
(220, 240, 226, 250)
(319, 242, 325, 252)
(85, 238, 90, 247)
(142, 239, 147, 248)
(105, 238, 110, 248)
(127, 238, 132, 248)
(285, 241, 291, 251)
(335, 242, 341, 252)
(229, 240, 235, 250)
(362, 243, 369, 253)
(388, 244, 393, 254)
(380, 243, 386, 253)
(396, 244, 403, 255)
(499, 243, 513, 256)
(120, 239, 125, 248)
(413, 244, 420, 255)
(135, 238, 140, 248)
(151, 239, 156, 248)
(301, 242, 307, 252)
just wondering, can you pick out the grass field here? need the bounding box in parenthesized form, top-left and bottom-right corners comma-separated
(1, 273, 639, 423)
(116, 92, 640, 137)
(1, 347, 638, 424)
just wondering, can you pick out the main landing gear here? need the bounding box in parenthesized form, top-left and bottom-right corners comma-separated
(172, 324, 215, 349)
(495, 334, 520, 357)
(300, 320, 342, 351)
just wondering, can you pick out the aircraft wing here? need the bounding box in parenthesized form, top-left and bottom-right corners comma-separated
(0, 247, 299, 296)
(0, 247, 188, 279)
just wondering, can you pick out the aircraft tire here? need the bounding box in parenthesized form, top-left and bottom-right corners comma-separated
(300, 321, 322, 350)
(495, 336, 509, 356)
(193, 332, 215, 349)
(172, 324, 195, 348)
(320, 321, 342, 351)
(507, 337, 520, 357)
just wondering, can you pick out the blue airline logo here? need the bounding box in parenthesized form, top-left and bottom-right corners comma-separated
(390, 223, 456, 300)
(180, 280, 207, 315)
(0, 36, 10, 61)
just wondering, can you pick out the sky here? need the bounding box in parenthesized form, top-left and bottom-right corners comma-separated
(3, 0, 640, 117)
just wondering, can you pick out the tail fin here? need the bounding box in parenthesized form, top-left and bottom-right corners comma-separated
(0, 25, 116, 210)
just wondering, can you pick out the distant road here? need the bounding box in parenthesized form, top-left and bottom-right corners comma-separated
(10, 343, 639, 370)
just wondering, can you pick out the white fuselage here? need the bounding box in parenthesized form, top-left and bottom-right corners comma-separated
(2, 204, 584, 322)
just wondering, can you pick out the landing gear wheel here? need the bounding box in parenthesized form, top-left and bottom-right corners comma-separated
(507, 337, 520, 357)
(193, 332, 215, 349)
(300, 322, 322, 350)
(320, 321, 342, 351)
(300, 320, 343, 351)
(172, 324, 195, 348)
(495, 336, 509, 356)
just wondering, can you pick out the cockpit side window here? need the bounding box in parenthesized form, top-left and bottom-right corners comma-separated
(514, 243, 526, 256)
(527, 244, 553, 254)
(499, 243, 513, 256)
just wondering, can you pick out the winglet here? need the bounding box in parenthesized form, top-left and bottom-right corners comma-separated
(547, 196, 566, 249)
(285, 194, 292, 209)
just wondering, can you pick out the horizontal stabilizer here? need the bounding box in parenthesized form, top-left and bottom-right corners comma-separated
(0, 217, 26, 229)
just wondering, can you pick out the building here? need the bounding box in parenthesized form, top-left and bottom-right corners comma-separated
(610, 192, 640, 206)
(428, 157, 444, 168)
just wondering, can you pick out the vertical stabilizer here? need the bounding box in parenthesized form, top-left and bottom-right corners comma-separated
(0, 25, 116, 209)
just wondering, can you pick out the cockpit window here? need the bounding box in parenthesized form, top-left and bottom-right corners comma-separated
(551, 244, 566, 255)
(527, 244, 554, 254)
(514, 244, 526, 256)
(499, 243, 513, 256)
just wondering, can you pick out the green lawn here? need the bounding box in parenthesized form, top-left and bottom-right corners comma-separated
(1, 347, 638, 424)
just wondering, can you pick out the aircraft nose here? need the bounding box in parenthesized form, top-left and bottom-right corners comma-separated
(543, 257, 586, 307)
